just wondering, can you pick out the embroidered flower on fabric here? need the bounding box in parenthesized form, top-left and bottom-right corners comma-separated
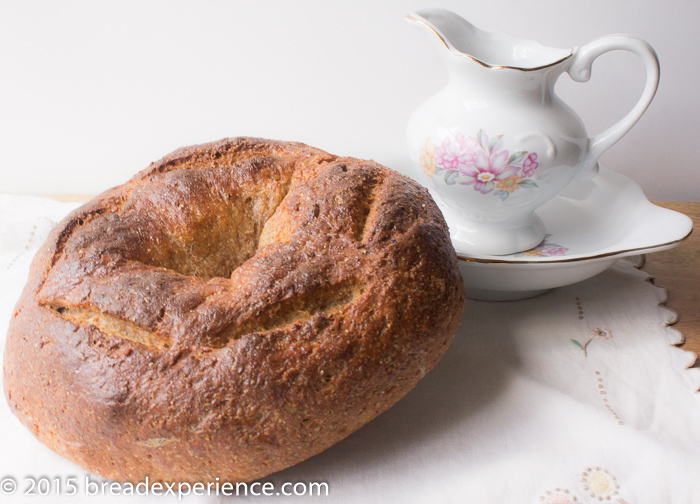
(580, 467, 619, 500)
(591, 328, 613, 340)
(539, 488, 577, 503)
(571, 328, 613, 357)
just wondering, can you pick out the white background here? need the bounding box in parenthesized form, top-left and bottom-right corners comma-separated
(0, 0, 698, 201)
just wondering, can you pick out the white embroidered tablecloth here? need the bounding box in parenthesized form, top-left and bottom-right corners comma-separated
(1, 193, 699, 504)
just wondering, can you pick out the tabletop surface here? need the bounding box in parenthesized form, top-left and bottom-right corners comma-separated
(643, 202, 700, 369)
(43, 196, 700, 370)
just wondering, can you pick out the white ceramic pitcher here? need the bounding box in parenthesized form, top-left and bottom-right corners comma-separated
(406, 8, 660, 256)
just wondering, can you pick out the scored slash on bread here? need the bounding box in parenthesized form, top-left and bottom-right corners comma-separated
(4, 137, 465, 484)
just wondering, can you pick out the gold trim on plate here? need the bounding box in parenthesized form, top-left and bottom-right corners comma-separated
(456, 229, 694, 265)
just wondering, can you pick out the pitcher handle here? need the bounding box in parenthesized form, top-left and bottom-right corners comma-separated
(567, 35, 660, 178)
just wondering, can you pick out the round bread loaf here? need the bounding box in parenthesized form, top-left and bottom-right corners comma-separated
(3, 137, 465, 483)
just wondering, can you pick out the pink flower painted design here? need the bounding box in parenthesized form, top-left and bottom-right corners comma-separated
(513, 234, 568, 258)
(459, 149, 520, 194)
(434, 133, 477, 170)
(423, 129, 539, 200)
(522, 152, 539, 177)
(546, 247, 568, 256)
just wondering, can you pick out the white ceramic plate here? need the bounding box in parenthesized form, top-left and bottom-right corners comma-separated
(431, 165, 693, 300)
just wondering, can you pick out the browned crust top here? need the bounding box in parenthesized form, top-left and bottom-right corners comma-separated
(4, 137, 465, 483)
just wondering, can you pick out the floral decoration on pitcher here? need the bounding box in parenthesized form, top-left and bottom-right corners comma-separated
(419, 130, 540, 200)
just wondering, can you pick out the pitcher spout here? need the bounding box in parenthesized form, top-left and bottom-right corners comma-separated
(406, 8, 572, 71)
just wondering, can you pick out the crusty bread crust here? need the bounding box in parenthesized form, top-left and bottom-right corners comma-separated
(3, 137, 465, 483)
